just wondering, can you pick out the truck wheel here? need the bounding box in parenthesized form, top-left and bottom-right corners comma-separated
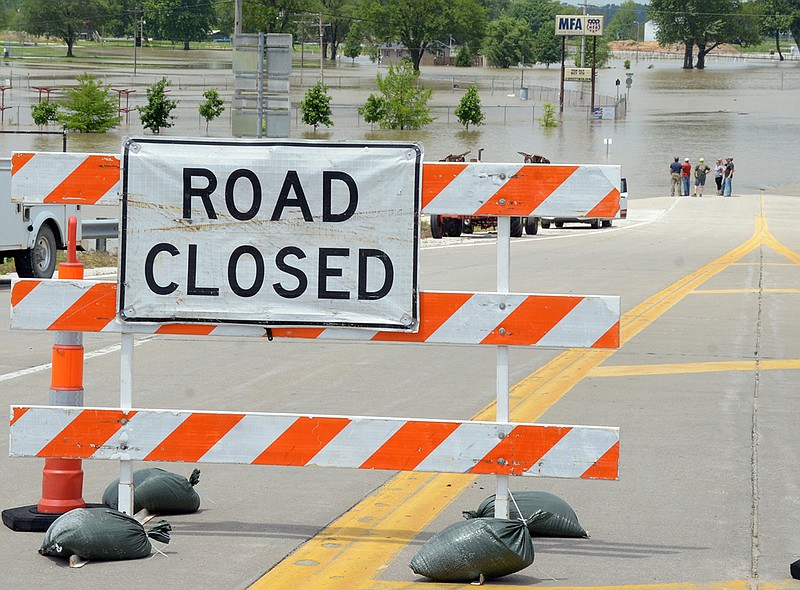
(525, 216, 539, 235)
(444, 217, 462, 237)
(430, 215, 444, 239)
(590, 219, 601, 229)
(554, 221, 564, 228)
(15, 225, 57, 278)
(462, 220, 474, 234)
(510, 217, 523, 237)
(541, 220, 551, 229)
(602, 219, 612, 228)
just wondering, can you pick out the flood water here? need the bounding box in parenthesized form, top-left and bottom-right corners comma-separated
(1, 56, 798, 198)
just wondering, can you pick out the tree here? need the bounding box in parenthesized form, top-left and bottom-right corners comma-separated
(507, 0, 563, 34)
(454, 86, 485, 130)
(372, 59, 433, 130)
(31, 101, 59, 127)
(57, 74, 120, 132)
(343, 36, 362, 63)
(143, 0, 215, 50)
(455, 46, 473, 66)
(574, 36, 611, 68)
(20, 0, 108, 57)
(358, 94, 386, 129)
(199, 88, 224, 132)
(300, 82, 334, 130)
(532, 25, 561, 66)
(758, 0, 794, 59)
(365, 0, 487, 70)
(483, 17, 535, 68)
(138, 77, 178, 133)
(537, 102, 559, 127)
(606, 0, 640, 40)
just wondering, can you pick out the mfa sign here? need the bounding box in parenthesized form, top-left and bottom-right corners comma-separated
(555, 15, 604, 36)
(119, 138, 422, 330)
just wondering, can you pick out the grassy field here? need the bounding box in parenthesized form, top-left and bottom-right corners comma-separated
(0, 249, 117, 276)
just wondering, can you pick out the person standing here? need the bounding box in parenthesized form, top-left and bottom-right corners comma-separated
(713, 158, 724, 195)
(669, 157, 682, 196)
(681, 158, 692, 196)
(723, 157, 735, 196)
(693, 158, 711, 196)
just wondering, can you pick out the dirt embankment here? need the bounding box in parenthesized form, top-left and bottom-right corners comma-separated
(609, 40, 741, 54)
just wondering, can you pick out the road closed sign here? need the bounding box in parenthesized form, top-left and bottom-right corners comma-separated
(119, 138, 422, 330)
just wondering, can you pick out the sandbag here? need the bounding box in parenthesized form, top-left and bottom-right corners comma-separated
(463, 491, 588, 538)
(103, 468, 201, 514)
(410, 518, 533, 582)
(39, 508, 171, 561)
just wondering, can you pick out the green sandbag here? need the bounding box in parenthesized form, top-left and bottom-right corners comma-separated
(103, 468, 201, 514)
(39, 508, 171, 561)
(463, 491, 588, 538)
(410, 518, 533, 582)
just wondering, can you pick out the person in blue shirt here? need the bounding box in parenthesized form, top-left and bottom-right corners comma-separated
(669, 157, 682, 196)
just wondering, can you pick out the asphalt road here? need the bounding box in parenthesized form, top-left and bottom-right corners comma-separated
(2, 193, 800, 589)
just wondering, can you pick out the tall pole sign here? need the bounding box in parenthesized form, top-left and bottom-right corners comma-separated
(555, 15, 604, 117)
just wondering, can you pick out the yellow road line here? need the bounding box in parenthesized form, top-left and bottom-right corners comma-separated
(367, 580, 760, 590)
(692, 288, 800, 294)
(591, 359, 800, 378)
(253, 210, 787, 589)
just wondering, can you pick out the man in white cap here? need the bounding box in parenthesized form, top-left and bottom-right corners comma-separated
(681, 157, 692, 196)
(693, 157, 711, 197)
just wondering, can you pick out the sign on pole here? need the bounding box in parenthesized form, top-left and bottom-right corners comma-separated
(564, 67, 592, 82)
(555, 15, 605, 36)
(119, 138, 422, 330)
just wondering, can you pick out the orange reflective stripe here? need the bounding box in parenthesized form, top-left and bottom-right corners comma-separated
(157, 324, 216, 335)
(360, 421, 459, 471)
(253, 417, 350, 466)
(471, 425, 571, 475)
(592, 321, 621, 348)
(51, 344, 84, 388)
(10, 407, 29, 427)
(373, 291, 471, 342)
(11, 279, 40, 307)
(474, 165, 579, 216)
(48, 283, 116, 332)
(421, 163, 467, 209)
(38, 409, 132, 459)
(581, 440, 619, 480)
(145, 413, 245, 462)
(11, 152, 35, 175)
(585, 188, 621, 218)
(269, 327, 326, 338)
(43, 155, 120, 204)
(481, 295, 582, 346)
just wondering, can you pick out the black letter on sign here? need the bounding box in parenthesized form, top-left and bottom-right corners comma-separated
(183, 168, 218, 219)
(319, 248, 350, 300)
(272, 171, 313, 221)
(225, 169, 261, 221)
(273, 246, 307, 299)
(144, 243, 179, 295)
(228, 245, 265, 297)
(322, 171, 358, 222)
(358, 249, 393, 300)
(187, 244, 219, 296)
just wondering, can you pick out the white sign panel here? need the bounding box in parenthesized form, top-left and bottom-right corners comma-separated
(119, 138, 422, 330)
(555, 15, 605, 36)
(564, 67, 592, 81)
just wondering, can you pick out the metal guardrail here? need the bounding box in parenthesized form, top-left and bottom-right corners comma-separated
(81, 218, 118, 240)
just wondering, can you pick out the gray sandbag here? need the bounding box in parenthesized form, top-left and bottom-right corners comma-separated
(39, 508, 171, 561)
(103, 468, 201, 515)
(410, 518, 533, 582)
(463, 491, 588, 538)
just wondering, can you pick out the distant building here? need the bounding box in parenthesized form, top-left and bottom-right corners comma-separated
(643, 21, 658, 43)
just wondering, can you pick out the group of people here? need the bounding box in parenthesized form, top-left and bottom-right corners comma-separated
(670, 156, 734, 197)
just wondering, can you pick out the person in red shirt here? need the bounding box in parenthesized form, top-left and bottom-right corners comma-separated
(681, 158, 692, 196)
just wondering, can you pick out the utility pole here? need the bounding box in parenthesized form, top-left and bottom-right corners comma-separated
(235, 0, 242, 34)
(318, 12, 324, 84)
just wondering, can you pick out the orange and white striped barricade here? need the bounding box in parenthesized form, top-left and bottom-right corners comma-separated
(7, 140, 622, 522)
(10, 407, 619, 481)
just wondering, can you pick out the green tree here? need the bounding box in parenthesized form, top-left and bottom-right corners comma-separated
(454, 86, 485, 130)
(138, 77, 178, 133)
(537, 102, 559, 127)
(532, 25, 561, 66)
(507, 0, 564, 34)
(606, 0, 640, 40)
(199, 88, 224, 132)
(57, 74, 120, 132)
(373, 59, 433, 130)
(358, 94, 387, 129)
(31, 101, 59, 127)
(143, 0, 215, 50)
(300, 82, 334, 130)
(455, 46, 473, 66)
(574, 36, 611, 68)
(483, 17, 535, 68)
(365, 0, 487, 70)
(20, 0, 108, 57)
(343, 36, 362, 62)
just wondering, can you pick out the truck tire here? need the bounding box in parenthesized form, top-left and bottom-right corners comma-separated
(430, 215, 444, 239)
(443, 217, 462, 237)
(554, 221, 564, 228)
(525, 216, 539, 235)
(510, 217, 523, 237)
(14, 224, 57, 278)
(590, 218, 601, 229)
(541, 219, 551, 229)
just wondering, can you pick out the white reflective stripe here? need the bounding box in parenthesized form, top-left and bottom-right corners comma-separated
(535, 167, 615, 216)
(309, 418, 404, 468)
(427, 294, 526, 343)
(10, 280, 83, 330)
(208, 325, 267, 337)
(317, 328, 378, 341)
(200, 414, 298, 463)
(526, 427, 618, 478)
(9, 406, 79, 457)
(427, 164, 520, 214)
(91, 411, 189, 460)
(415, 422, 513, 472)
(537, 296, 618, 347)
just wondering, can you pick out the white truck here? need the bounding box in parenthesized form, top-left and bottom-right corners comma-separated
(0, 157, 81, 278)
